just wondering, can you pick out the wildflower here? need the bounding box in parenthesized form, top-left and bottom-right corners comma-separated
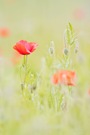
(0, 28, 10, 37)
(88, 89, 90, 96)
(73, 8, 85, 20)
(48, 41, 55, 55)
(63, 48, 69, 55)
(51, 70, 76, 86)
(13, 40, 38, 55)
(51, 73, 59, 85)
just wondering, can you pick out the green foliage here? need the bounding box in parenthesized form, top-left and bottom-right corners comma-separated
(64, 22, 78, 47)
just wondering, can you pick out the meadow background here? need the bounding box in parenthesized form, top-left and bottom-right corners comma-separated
(0, 0, 90, 135)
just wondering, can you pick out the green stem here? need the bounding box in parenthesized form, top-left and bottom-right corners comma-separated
(21, 55, 29, 99)
(23, 55, 28, 84)
(20, 55, 28, 92)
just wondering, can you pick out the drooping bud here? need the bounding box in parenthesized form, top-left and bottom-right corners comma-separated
(21, 83, 24, 91)
(74, 48, 78, 53)
(63, 48, 69, 55)
(48, 41, 55, 55)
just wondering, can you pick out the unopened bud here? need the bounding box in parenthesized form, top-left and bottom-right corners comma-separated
(63, 48, 69, 55)
(48, 41, 55, 55)
(48, 47, 54, 55)
(21, 83, 24, 91)
(74, 48, 78, 53)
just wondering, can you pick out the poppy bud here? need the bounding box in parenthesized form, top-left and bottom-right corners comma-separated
(48, 41, 55, 55)
(74, 48, 78, 53)
(21, 83, 24, 91)
(63, 48, 69, 55)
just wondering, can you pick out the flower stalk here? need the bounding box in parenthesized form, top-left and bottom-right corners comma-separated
(23, 55, 28, 85)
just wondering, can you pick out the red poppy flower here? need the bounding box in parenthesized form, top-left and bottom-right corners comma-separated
(13, 40, 38, 55)
(0, 28, 10, 37)
(51, 70, 76, 86)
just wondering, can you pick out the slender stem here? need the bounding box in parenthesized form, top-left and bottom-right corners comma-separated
(63, 30, 67, 48)
(23, 55, 28, 84)
(21, 55, 29, 98)
(23, 55, 27, 67)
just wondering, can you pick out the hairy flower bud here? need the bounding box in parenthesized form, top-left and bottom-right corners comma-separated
(48, 41, 55, 55)
(74, 48, 78, 53)
(63, 48, 69, 55)
(21, 83, 24, 91)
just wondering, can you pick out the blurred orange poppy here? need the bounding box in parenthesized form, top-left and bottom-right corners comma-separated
(52, 70, 76, 86)
(88, 89, 90, 96)
(0, 28, 10, 37)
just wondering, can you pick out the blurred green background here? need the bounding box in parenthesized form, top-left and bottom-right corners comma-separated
(0, 1, 90, 41)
